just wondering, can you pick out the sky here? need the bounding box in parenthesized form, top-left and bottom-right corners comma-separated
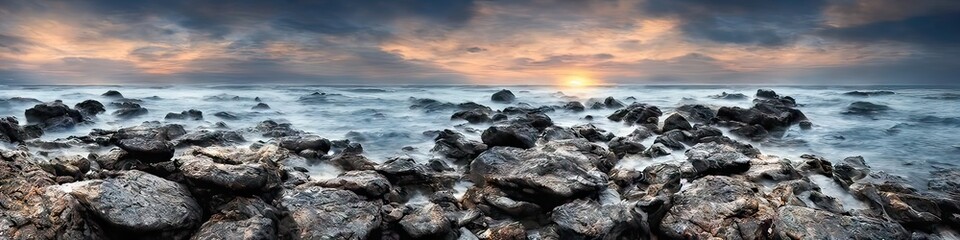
(0, 0, 958, 85)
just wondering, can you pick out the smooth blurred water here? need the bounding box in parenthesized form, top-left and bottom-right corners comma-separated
(0, 85, 957, 188)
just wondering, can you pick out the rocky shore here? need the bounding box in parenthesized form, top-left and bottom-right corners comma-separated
(0, 89, 958, 240)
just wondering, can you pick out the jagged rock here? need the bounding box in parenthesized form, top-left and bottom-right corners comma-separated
(745, 157, 801, 182)
(176, 148, 282, 192)
(481, 124, 539, 149)
(929, 168, 960, 197)
(191, 197, 277, 240)
(326, 143, 377, 171)
(399, 203, 453, 238)
(174, 130, 245, 147)
(276, 187, 380, 239)
(848, 171, 958, 229)
(681, 142, 751, 178)
(491, 89, 516, 103)
(571, 123, 614, 142)
(538, 126, 580, 143)
(112, 102, 148, 119)
(114, 137, 175, 163)
(662, 113, 692, 132)
(797, 154, 833, 175)
(676, 104, 715, 123)
(483, 194, 542, 218)
(772, 206, 908, 239)
(642, 143, 671, 158)
(62, 170, 201, 239)
(717, 103, 806, 132)
(765, 179, 845, 214)
(659, 176, 775, 239)
(756, 89, 780, 99)
(0, 116, 42, 143)
(697, 136, 761, 157)
(607, 134, 646, 158)
(653, 130, 689, 150)
(74, 100, 106, 116)
(164, 109, 203, 120)
(316, 170, 391, 197)
(484, 222, 526, 240)
(730, 123, 769, 140)
(24, 101, 85, 130)
(251, 103, 271, 110)
(376, 156, 450, 187)
(607, 103, 662, 125)
(431, 129, 487, 161)
(452, 109, 492, 124)
(550, 199, 639, 239)
(832, 156, 870, 188)
(562, 101, 585, 111)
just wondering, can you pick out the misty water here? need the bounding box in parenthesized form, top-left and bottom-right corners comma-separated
(1, 84, 958, 195)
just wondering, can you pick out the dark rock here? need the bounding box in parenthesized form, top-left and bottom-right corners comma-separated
(642, 143, 672, 158)
(730, 123, 769, 140)
(102, 90, 124, 98)
(571, 123, 614, 142)
(765, 179, 844, 213)
(929, 168, 960, 197)
(327, 143, 377, 171)
(608, 103, 662, 125)
(114, 137, 175, 163)
(279, 135, 331, 153)
(191, 197, 277, 240)
(756, 89, 780, 99)
(112, 102, 148, 119)
(654, 129, 690, 150)
(676, 104, 715, 123)
(486, 222, 526, 240)
(607, 135, 646, 158)
(662, 113, 692, 132)
(176, 148, 282, 192)
(844, 101, 890, 115)
(481, 124, 539, 149)
(409, 98, 456, 112)
(697, 136, 761, 157)
(491, 89, 516, 103)
(682, 142, 751, 178)
(276, 187, 380, 239)
(745, 157, 801, 182)
(659, 176, 774, 239)
(799, 120, 813, 129)
(797, 154, 833, 175)
(431, 129, 487, 161)
(711, 92, 749, 100)
(551, 199, 639, 239)
(832, 156, 870, 188)
(24, 101, 85, 130)
(316, 170, 391, 197)
(399, 203, 452, 238)
(491, 113, 508, 121)
(213, 112, 239, 120)
(603, 96, 625, 108)
(0, 116, 42, 143)
(164, 109, 203, 120)
(376, 156, 450, 187)
(62, 170, 201, 239)
(74, 100, 106, 116)
(716, 102, 806, 131)
(772, 206, 908, 239)
(254, 120, 302, 137)
(174, 130, 245, 147)
(538, 126, 580, 143)
(562, 101, 585, 111)
(451, 108, 492, 124)
(251, 103, 271, 110)
(843, 91, 896, 97)
(483, 194, 542, 218)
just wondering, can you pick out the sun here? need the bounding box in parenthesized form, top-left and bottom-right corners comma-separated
(563, 75, 595, 87)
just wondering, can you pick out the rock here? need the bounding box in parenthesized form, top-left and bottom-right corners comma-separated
(562, 101, 585, 111)
(571, 123, 614, 142)
(662, 113, 692, 132)
(326, 143, 377, 171)
(551, 199, 639, 239)
(698, 136, 761, 157)
(276, 187, 380, 239)
(62, 170, 201, 239)
(481, 124, 539, 149)
(174, 130, 246, 147)
(278, 135, 331, 153)
(756, 89, 780, 99)
(832, 156, 870, 188)
(772, 206, 908, 239)
(251, 103, 271, 110)
(730, 123, 769, 140)
(659, 176, 775, 239)
(316, 170, 391, 197)
(0, 116, 41, 143)
(409, 98, 456, 112)
(682, 142, 751, 178)
(114, 137, 175, 163)
(431, 129, 487, 161)
(24, 101, 85, 130)
(491, 89, 516, 103)
(843, 90, 896, 97)
(745, 157, 802, 182)
(799, 120, 813, 129)
(74, 100, 106, 116)
(254, 120, 302, 137)
(213, 112, 239, 120)
(603, 96, 625, 108)
(607, 103, 662, 125)
(797, 154, 833, 175)
(676, 104, 715, 123)
(485, 222, 526, 240)
(469, 139, 613, 207)
(377, 156, 449, 187)
(929, 168, 960, 197)
(112, 102, 148, 119)
(483, 194, 542, 218)
(642, 143, 671, 158)
(164, 109, 203, 120)
(176, 148, 282, 192)
(0, 169, 105, 240)
(607, 134, 646, 158)
(844, 101, 891, 115)
(716, 102, 806, 132)
(538, 126, 580, 143)
(847, 171, 957, 229)
(191, 197, 277, 240)
(766, 179, 845, 214)
(452, 108, 492, 124)
(653, 129, 689, 150)
(711, 92, 749, 100)
(399, 203, 453, 238)
(102, 90, 124, 98)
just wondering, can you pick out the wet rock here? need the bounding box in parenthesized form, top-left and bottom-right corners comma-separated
(756, 89, 781, 99)
(481, 124, 539, 149)
(251, 103, 271, 110)
(74, 100, 106, 116)
(832, 156, 870, 188)
(662, 113, 692, 132)
(399, 203, 453, 238)
(431, 129, 487, 161)
(745, 157, 802, 182)
(607, 103, 662, 125)
(176, 148, 282, 192)
(653, 129, 689, 150)
(551, 199, 639, 239)
(278, 135, 331, 154)
(114, 137, 175, 163)
(698, 136, 761, 157)
(571, 123, 614, 142)
(24, 101, 85, 130)
(730, 123, 769, 140)
(491, 89, 516, 103)
(316, 170, 391, 197)
(848, 171, 957, 229)
(682, 141, 751, 178)
(213, 112, 239, 120)
(191, 197, 277, 240)
(843, 90, 896, 97)
(676, 104, 715, 123)
(772, 206, 908, 239)
(0, 116, 42, 143)
(484, 222, 526, 240)
(276, 186, 380, 239)
(844, 101, 891, 115)
(326, 143, 378, 171)
(799, 120, 813, 129)
(538, 126, 580, 143)
(766, 179, 845, 214)
(607, 135, 646, 158)
(562, 101, 585, 111)
(711, 92, 749, 100)
(642, 143, 671, 158)
(377, 156, 451, 187)
(452, 108, 492, 124)
(469, 139, 613, 207)
(102, 90, 124, 98)
(797, 154, 833, 175)
(164, 109, 203, 120)
(112, 102, 148, 119)
(929, 168, 960, 197)
(62, 170, 201, 239)
(254, 120, 302, 137)
(483, 194, 542, 218)
(409, 98, 456, 112)
(716, 102, 806, 132)
(174, 130, 246, 147)
(659, 176, 774, 239)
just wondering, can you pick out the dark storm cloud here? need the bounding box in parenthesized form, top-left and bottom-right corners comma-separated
(821, 12, 960, 47)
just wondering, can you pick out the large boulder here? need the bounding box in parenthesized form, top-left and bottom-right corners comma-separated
(114, 137, 175, 163)
(399, 203, 453, 238)
(62, 170, 202, 239)
(325, 143, 378, 171)
(771, 206, 908, 239)
(607, 103, 662, 126)
(74, 100, 106, 117)
(682, 142, 752, 178)
(275, 186, 380, 239)
(112, 102, 149, 119)
(571, 123, 614, 142)
(562, 101, 585, 112)
(0, 116, 42, 143)
(452, 108, 492, 124)
(675, 104, 715, 123)
(278, 135, 331, 154)
(191, 197, 277, 240)
(102, 90, 124, 98)
(316, 170, 391, 197)
(550, 199, 639, 239)
(491, 89, 516, 103)
(164, 109, 203, 120)
(24, 101, 85, 130)
(176, 147, 282, 193)
(659, 176, 775, 239)
(661, 113, 692, 132)
(607, 127, 653, 157)
(481, 124, 539, 149)
(431, 129, 487, 161)
(716, 103, 806, 132)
